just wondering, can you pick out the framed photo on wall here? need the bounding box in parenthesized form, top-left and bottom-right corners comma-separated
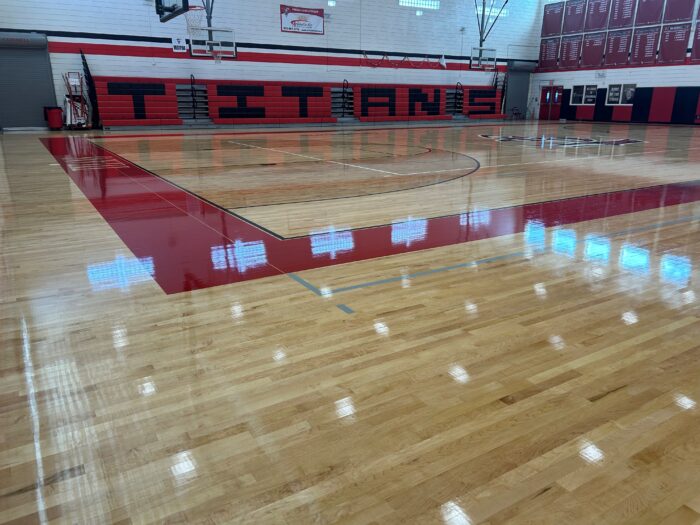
(584, 85, 598, 104)
(607, 84, 622, 104)
(621, 84, 636, 104)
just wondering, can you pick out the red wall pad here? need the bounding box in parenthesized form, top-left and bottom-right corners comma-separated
(208, 81, 333, 123)
(95, 78, 181, 126)
(649, 87, 676, 122)
(93, 78, 498, 126)
(576, 105, 595, 120)
(463, 88, 502, 117)
(353, 86, 447, 119)
(612, 105, 633, 122)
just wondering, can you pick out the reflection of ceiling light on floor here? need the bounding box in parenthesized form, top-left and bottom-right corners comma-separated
(112, 324, 128, 350)
(231, 302, 244, 320)
(464, 301, 478, 315)
(138, 379, 157, 397)
(682, 290, 696, 305)
(374, 321, 389, 336)
(170, 451, 197, 484)
(548, 335, 565, 350)
(335, 396, 356, 420)
(579, 440, 605, 464)
(674, 393, 696, 410)
(621, 311, 638, 325)
(448, 364, 470, 384)
(320, 287, 333, 298)
(273, 348, 287, 362)
(401, 275, 411, 288)
(534, 283, 547, 297)
(441, 500, 471, 525)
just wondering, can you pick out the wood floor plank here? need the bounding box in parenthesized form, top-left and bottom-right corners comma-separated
(2, 122, 700, 523)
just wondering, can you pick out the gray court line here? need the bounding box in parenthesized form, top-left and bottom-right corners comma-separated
(288, 273, 357, 314)
(331, 252, 524, 294)
(323, 214, 700, 295)
(288, 273, 322, 296)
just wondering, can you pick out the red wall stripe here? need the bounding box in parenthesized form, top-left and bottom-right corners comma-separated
(48, 41, 506, 71)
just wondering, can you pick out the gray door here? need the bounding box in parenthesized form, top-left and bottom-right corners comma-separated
(0, 32, 57, 129)
(505, 70, 531, 119)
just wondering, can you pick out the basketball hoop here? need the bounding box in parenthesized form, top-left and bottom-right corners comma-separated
(185, 4, 236, 60)
(184, 5, 206, 32)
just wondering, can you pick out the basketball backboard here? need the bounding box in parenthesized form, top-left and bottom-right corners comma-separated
(156, 0, 189, 23)
(189, 27, 236, 60)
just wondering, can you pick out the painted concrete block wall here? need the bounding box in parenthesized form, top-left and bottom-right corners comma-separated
(0, 0, 545, 105)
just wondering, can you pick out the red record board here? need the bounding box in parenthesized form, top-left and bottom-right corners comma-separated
(658, 23, 691, 63)
(693, 27, 700, 62)
(585, 0, 611, 30)
(608, 0, 636, 28)
(605, 29, 632, 64)
(562, 0, 587, 34)
(663, 0, 695, 22)
(560, 35, 583, 67)
(582, 32, 607, 65)
(539, 38, 561, 67)
(630, 26, 661, 64)
(542, 2, 565, 36)
(635, 0, 664, 25)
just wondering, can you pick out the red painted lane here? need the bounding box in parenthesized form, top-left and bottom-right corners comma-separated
(42, 136, 700, 294)
(42, 137, 283, 294)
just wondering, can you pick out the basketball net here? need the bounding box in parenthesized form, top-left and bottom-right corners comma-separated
(185, 5, 206, 37)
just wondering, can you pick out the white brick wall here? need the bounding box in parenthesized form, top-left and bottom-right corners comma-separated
(0, 0, 547, 103)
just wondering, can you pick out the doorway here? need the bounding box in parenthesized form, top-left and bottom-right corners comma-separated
(539, 85, 563, 121)
(0, 32, 57, 130)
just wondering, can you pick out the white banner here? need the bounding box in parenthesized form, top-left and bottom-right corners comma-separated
(171, 37, 188, 53)
(280, 5, 325, 35)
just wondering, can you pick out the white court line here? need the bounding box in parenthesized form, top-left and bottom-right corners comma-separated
(21, 316, 48, 525)
(229, 140, 700, 178)
(228, 140, 400, 175)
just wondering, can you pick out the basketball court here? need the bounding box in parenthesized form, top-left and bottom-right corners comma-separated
(3, 0, 700, 523)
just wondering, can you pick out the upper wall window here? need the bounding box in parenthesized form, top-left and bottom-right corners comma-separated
(399, 0, 441, 9)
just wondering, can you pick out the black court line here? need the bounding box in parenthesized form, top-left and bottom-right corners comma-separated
(88, 140, 286, 240)
(223, 142, 480, 208)
(92, 126, 700, 242)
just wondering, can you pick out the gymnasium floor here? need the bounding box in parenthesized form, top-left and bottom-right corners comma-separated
(1, 121, 700, 524)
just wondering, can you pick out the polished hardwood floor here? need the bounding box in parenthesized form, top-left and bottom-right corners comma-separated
(2, 122, 700, 524)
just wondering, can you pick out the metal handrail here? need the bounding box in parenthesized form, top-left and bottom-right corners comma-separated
(454, 81, 463, 115)
(190, 74, 198, 119)
(342, 79, 349, 118)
